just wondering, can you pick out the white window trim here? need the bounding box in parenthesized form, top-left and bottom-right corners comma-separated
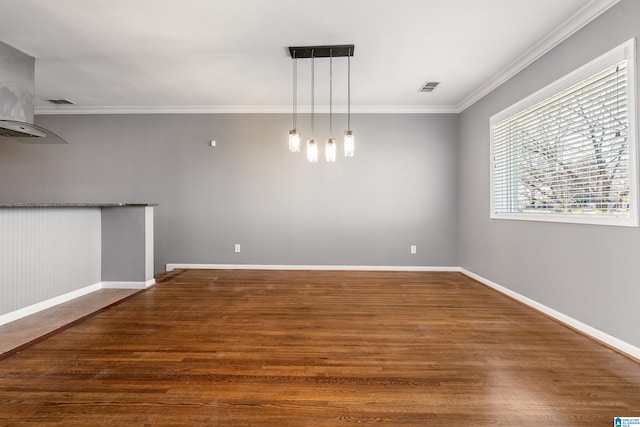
(490, 38, 638, 227)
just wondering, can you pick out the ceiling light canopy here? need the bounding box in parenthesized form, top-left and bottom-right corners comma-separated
(288, 44, 355, 163)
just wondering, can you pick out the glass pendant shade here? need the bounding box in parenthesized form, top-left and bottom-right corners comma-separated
(325, 138, 336, 162)
(307, 139, 318, 163)
(344, 130, 355, 157)
(289, 130, 300, 152)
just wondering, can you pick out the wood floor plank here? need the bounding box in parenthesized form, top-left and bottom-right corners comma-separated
(0, 289, 138, 357)
(0, 269, 639, 426)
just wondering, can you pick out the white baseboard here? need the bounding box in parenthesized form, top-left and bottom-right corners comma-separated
(165, 263, 461, 272)
(460, 268, 640, 361)
(101, 279, 156, 289)
(0, 282, 102, 327)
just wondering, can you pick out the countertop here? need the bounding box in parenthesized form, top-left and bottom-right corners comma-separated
(0, 203, 157, 208)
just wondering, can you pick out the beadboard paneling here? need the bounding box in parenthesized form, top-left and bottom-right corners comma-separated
(0, 208, 101, 316)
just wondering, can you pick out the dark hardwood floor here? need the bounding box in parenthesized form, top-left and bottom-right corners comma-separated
(0, 269, 638, 426)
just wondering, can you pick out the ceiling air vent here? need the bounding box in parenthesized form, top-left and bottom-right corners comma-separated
(47, 99, 75, 105)
(418, 81, 440, 92)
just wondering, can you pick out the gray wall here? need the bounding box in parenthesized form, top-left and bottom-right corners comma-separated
(0, 113, 459, 273)
(459, 0, 640, 348)
(101, 206, 148, 282)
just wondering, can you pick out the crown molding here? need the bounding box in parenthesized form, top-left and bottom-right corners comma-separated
(35, 104, 458, 115)
(345, 105, 458, 114)
(34, 0, 618, 117)
(456, 0, 621, 112)
(35, 105, 291, 115)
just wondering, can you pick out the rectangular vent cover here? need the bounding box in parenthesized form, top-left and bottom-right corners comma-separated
(418, 81, 440, 92)
(47, 99, 75, 105)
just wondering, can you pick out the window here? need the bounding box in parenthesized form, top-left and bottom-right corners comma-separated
(490, 39, 638, 226)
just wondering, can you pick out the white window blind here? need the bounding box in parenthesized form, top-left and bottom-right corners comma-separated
(490, 39, 638, 226)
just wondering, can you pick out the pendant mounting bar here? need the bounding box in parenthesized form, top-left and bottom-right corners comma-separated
(288, 45, 354, 59)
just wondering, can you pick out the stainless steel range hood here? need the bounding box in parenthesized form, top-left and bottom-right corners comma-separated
(0, 119, 67, 144)
(0, 40, 68, 144)
(0, 120, 46, 137)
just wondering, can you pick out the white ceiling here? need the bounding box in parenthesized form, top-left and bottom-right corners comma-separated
(0, 0, 618, 114)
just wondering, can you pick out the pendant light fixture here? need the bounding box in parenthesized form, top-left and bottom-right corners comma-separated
(287, 44, 355, 163)
(325, 49, 336, 162)
(344, 46, 355, 157)
(306, 51, 318, 163)
(288, 50, 300, 152)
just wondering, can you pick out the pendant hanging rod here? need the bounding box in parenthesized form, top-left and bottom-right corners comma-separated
(292, 51, 297, 130)
(288, 45, 354, 59)
(347, 46, 351, 131)
(311, 50, 315, 138)
(329, 48, 332, 137)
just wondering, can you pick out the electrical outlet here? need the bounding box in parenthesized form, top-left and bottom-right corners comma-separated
(234, 244, 241, 253)
(410, 245, 417, 254)
(210, 140, 216, 147)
